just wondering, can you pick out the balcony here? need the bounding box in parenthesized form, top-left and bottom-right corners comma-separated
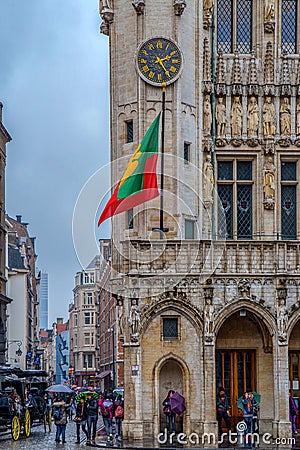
(113, 239, 300, 277)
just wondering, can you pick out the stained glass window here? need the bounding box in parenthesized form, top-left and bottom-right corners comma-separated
(218, 161, 233, 180)
(281, 161, 296, 181)
(217, 0, 252, 54)
(237, 185, 252, 239)
(281, 185, 296, 239)
(217, 0, 232, 53)
(218, 184, 233, 238)
(163, 318, 178, 339)
(237, 161, 252, 180)
(282, 0, 297, 54)
(126, 120, 133, 143)
(217, 160, 253, 239)
(236, 0, 252, 53)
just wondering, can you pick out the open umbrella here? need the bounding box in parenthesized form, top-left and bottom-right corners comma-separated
(45, 384, 73, 393)
(170, 392, 186, 416)
(238, 392, 261, 410)
(76, 390, 100, 402)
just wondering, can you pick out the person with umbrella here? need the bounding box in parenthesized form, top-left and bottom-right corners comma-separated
(99, 393, 114, 444)
(74, 397, 88, 444)
(162, 390, 176, 434)
(52, 394, 72, 444)
(289, 389, 297, 435)
(86, 391, 99, 446)
(242, 392, 253, 447)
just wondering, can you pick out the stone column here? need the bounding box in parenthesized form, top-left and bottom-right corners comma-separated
(122, 343, 143, 441)
(203, 341, 218, 447)
(273, 341, 291, 440)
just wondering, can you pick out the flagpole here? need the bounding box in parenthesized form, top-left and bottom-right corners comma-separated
(153, 82, 169, 238)
(160, 82, 168, 234)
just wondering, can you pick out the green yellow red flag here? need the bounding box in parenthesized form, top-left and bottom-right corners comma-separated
(98, 113, 161, 226)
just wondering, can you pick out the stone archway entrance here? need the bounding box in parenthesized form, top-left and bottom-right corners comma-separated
(216, 309, 274, 433)
(159, 359, 183, 433)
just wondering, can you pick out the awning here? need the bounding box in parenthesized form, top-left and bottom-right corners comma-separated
(95, 370, 111, 379)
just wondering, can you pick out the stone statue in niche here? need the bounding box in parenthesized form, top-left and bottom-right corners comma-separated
(203, 154, 214, 199)
(216, 97, 226, 137)
(263, 157, 276, 202)
(204, 297, 215, 338)
(128, 298, 141, 340)
(280, 97, 291, 136)
(296, 102, 300, 135)
(203, 95, 212, 135)
(277, 298, 288, 342)
(231, 96, 242, 137)
(247, 97, 259, 137)
(265, 0, 275, 21)
(263, 96, 276, 137)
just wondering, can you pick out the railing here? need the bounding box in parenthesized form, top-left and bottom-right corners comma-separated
(112, 239, 300, 276)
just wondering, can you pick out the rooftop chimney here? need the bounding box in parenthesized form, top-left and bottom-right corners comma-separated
(57, 318, 64, 324)
(16, 215, 22, 223)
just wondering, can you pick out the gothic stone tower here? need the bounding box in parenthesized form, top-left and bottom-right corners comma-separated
(100, 0, 300, 443)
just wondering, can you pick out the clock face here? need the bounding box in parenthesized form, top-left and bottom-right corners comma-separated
(136, 37, 183, 86)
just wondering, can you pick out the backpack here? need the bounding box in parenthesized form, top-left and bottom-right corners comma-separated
(53, 405, 63, 421)
(115, 405, 124, 418)
(102, 400, 112, 417)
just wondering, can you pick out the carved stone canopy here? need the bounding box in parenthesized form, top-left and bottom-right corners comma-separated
(173, 0, 186, 15)
(132, 0, 145, 15)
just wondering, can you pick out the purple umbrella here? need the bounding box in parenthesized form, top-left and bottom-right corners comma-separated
(170, 392, 186, 416)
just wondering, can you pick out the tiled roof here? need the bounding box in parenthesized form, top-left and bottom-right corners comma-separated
(86, 255, 100, 269)
(8, 245, 25, 270)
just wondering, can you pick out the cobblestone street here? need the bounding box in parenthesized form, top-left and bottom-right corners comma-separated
(0, 417, 113, 450)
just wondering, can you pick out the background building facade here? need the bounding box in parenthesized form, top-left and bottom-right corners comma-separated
(0, 103, 12, 365)
(39, 271, 49, 330)
(100, 0, 300, 443)
(7, 215, 40, 369)
(69, 257, 99, 386)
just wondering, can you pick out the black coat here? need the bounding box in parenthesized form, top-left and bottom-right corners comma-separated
(86, 398, 98, 417)
(76, 401, 88, 420)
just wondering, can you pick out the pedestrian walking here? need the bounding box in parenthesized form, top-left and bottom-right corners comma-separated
(289, 389, 297, 435)
(86, 392, 99, 446)
(216, 387, 231, 435)
(53, 394, 72, 444)
(114, 394, 124, 442)
(249, 392, 259, 433)
(99, 394, 114, 444)
(74, 397, 88, 444)
(162, 389, 176, 434)
(242, 392, 253, 447)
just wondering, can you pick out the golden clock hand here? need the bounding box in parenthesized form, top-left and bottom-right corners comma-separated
(155, 57, 170, 78)
(160, 55, 171, 62)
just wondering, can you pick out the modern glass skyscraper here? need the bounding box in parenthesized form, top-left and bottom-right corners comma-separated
(39, 272, 48, 330)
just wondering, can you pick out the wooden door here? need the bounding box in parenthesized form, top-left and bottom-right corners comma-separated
(216, 350, 256, 429)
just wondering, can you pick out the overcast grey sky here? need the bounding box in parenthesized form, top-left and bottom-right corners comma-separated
(0, 1, 110, 325)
